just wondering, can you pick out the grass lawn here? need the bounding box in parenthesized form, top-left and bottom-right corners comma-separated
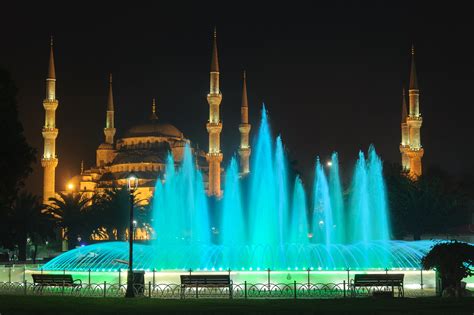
(0, 295, 472, 315)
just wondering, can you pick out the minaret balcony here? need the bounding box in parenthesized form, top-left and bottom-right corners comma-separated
(239, 124, 251, 133)
(41, 157, 58, 168)
(206, 122, 222, 133)
(42, 128, 58, 138)
(406, 115, 422, 121)
(206, 152, 223, 161)
(43, 99, 58, 110)
(408, 146, 424, 152)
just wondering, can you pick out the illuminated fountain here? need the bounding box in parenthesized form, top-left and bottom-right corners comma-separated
(44, 106, 436, 272)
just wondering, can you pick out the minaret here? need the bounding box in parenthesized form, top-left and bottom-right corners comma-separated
(96, 74, 117, 167)
(206, 28, 223, 197)
(238, 71, 251, 175)
(104, 73, 116, 144)
(41, 37, 59, 204)
(405, 45, 424, 177)
(150, 98, 158, 120)
(399, 88, 410, 170)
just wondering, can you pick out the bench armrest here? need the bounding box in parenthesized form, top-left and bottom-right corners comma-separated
(73, 279, 82, 286)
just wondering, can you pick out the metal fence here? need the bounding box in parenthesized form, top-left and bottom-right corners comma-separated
(0, 281, 434, 299)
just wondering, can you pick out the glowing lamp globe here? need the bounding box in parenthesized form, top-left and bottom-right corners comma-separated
(127, 175, 138, 192)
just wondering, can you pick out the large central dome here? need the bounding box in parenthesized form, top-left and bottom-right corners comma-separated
(124, 121, 183, 138)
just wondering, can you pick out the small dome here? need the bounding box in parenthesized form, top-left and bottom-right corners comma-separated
(124, 121, 183, 138)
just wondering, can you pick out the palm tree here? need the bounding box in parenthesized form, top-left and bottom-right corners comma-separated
(96, 187, 143, 240)
(9, 192, 53, 261)
(46, 192, 98, 250)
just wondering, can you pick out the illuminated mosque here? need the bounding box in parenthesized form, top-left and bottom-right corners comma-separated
(40, 33, 422, 206)
(41, 32, 251, 205)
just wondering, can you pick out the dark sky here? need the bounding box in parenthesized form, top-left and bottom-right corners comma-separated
(1, 2, 473, 195)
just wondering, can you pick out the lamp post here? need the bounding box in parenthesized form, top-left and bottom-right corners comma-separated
(125, 175, 138, 298)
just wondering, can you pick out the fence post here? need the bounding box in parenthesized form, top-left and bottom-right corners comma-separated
(23, 265, 26, 283)
(41, 268, 43, 275)
(346, 268, 350, 288)
(118, 268, 121, 286)
(8, 266, 11, 283)
(153, 268, 156, 287)
(196, 281, 198, 299)
(244, 281, 247, 299)
(63, 268, 66, 275)
(420, 268, 424, 290)
(104, 281, 107, 298)
(62, 280, 65, 296)
(293, 281, 297, 299)
(148, 281, 151, 298)
(24, 280, 27, 296)
(267, 268, 271, 291)
(307, 268, 311, 289)
(343, 280, 346, 298)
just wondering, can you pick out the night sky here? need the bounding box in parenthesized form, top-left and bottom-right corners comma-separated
(1, 2, 473, 195)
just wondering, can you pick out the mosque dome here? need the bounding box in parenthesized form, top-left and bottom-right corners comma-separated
(124, 121, 183, 139)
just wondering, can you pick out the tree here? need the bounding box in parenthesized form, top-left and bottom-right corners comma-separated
(95, 187, 143, 240)
(0, 68, 36, 247)
(8, 192, 54, 261)
(422, 241, 474, 297)
(45, 192, 100, 249)
(385, 164, 468, 240)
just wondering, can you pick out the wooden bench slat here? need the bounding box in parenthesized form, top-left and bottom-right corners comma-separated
(180, 275, 231, 287)
(32, 274, 81, 287)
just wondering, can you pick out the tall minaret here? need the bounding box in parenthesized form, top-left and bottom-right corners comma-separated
(238, 71, 251, 175)
(406, 45, 424, 177)
(96, 74, 117, 167)
(104, 73, 116, 144)
(206, 28, 223, 197)
(41, 37, 59, 204)
(399, 88, 410, 170)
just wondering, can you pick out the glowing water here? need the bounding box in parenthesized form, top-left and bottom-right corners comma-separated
(152, 146, 210, 268)
(312, 158, 334, 246)
(289, 177, 309, 245)
(44, 106, 403, 271)
(328, 153, 345, 244)
(275, 136, 289, 246)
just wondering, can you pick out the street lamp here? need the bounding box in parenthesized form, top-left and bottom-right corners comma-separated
(66, 182, 75, 192)
(125, 174, 138, 298)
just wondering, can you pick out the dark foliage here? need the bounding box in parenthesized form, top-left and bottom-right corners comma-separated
(422, 241, 474, 295)
(0, 68, 36, 247)
(384, 163, 469, 240)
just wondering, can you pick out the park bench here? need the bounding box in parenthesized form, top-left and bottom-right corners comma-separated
(180, 274, 233, 299)
(352, 274, 404, 297)
(32, 274, 82, 291)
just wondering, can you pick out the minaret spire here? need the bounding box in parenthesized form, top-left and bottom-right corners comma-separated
(41, 37, 59, 204)
(401, 87, 408, 122)
(239, 70, 251, 175)
(399, 87, 410, 170)
(97, 74, 117, 167)
(405, 45, 424, 178)
(107, 73, 114, 111)
(104, 73, 116, 144)
(409, 45, 418, 90)
(150, 98, 158, 120)
(206, 27, 223, 197)
(210, 27, 220, 93)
